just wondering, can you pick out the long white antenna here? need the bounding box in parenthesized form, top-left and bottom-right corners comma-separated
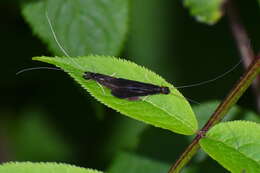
(45, 11, 70, 57)
(18, 11, 241, 98)
(178, 94, 201, 105)
(16, 66, 61, 75)
(45, 11, 85, 71)
(175, 59, 242, 89)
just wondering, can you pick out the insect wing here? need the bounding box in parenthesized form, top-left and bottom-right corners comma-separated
(84, 72, 164, 98)
(111, 87, 158, 99)
(114, 77, 160, 91)
(111, 88, 139, 99)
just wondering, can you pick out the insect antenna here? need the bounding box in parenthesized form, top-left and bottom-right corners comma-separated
(157, 59, 242, 105)
(16, 11, 86, 75)
(163, 90, 201, 105)
(176, 94, 201, 105)
(45, 11, 70, 58)
(45, 11, 85, 71)
(16, 66, 61, 75)
(174, 59, 242, 89)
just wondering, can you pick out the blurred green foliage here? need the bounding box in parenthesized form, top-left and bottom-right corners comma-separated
(1, 0, 260, 172)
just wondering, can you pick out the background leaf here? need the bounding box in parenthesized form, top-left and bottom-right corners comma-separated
(107, 152, 169, 173)
(107, 152, 198, 173)
(0, 162, 102, 173)
(187, 100, 239, 163)
(192, 100, 239, 129)
(4, 1, 260, 171)
(7, 108, 72, 161)
(34, 55, 198, 135)
(21, 0, 129, 56)
(188, 101, 260, 164)
(184, 0, 225, 24)
(102, 117, 147, 161)
(200, 121, 260, 172)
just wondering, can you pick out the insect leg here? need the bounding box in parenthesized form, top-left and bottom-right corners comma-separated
(144, 73, 152, 82)
(96, 82, 106, 95)
(110, 72, 117, 77)
(142, 96, 148, 101)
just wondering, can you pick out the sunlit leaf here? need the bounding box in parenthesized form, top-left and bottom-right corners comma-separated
(0, 162, 102, 173)
(190, 100, 244, 163)
(200, 121, 260, 172)
(34, 55, 198, 135)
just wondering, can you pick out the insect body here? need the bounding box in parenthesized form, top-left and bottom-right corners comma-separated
(83, 72, 170, 100)
(17, 11, 241, 104)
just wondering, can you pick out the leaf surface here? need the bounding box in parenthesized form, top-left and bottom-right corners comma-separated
(103, 117, 147, 160)
(184, 0, 225, 24)
(107, 152, 169, 173)
(9, 109, 72, 161)
(200, 121, 260, 172)
(0, 162, 102, 173)
(34, 55, 198, 135)
(107, 152, 198, 173)
(190, 100, 260, 163)
(21, 0, 128, 56)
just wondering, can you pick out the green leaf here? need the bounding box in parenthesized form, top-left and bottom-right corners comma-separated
(21, 0, 129, 56)
(33, 55, 198, 135)
(200, 121, 260, 172)
(0, 162, 102, 173)
(190, 100, 246, 163)
(192, 100, 238, 129)
(103, 117, 147, 160)
(107, 152, 197, 173)
(192, 100, 260, 130)
(136, 126, 189, 162)
(107, 152, 170, 173)
(184, 0, 225, 24)
(9, 109, 72, 161)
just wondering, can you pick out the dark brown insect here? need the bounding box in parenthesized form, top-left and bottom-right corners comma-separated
(83, 72, 170, 100)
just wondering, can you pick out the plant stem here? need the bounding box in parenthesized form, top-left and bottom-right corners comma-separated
(226, 0, 260, 112)
(168, 56, 260, 173)
(227, 0, 254, 67)
(168, 1, 260, 172)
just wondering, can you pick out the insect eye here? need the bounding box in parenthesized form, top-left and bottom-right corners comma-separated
(83, 72, 93, 80)
(162, 87, 170, 94)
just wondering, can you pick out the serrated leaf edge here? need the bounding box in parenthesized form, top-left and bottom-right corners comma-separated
(201, 120, 260, 168)
(200, 137, 260, 172)
(0, 161, 102, 173)
(33, 55, 196, 134)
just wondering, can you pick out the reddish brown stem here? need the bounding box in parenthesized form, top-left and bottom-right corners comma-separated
(168, 57, 260, 173)
(226, 0, 260, 112)
(168, 1, 260, 172)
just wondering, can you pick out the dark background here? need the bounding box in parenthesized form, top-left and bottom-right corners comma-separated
(1, 0, 260, 172)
